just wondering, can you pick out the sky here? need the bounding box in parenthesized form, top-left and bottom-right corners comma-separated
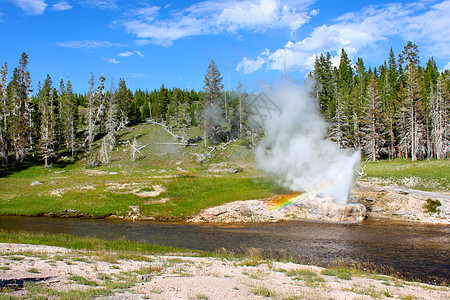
(1, 0, 450, 94)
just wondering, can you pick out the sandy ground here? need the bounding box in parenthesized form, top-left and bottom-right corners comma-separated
(0, 243, 448, 299)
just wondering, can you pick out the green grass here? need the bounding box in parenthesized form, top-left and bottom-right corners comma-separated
(253, 287, 278, 298)
(0, 122, 275, 219)
(68, 275, 98, 286)
(0, 230, 192, 254)
(362, 159, 449, 191)
(26, 268, 39, 274)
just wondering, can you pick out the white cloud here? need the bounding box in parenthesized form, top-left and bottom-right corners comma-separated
(236, 48, 270, 74)
(120, 0, 315, 46)
(444, 62, 450, 70)
(102, 57, 119, 64)
(58, 40, 125, 49)
(80, 0, 117, 10)
(117, 50, 144, 58)
(118, 51, 134, 57)
(12, 0, 47, 15)
(237, 0, 450, 74)
(51, 1, 72, 11)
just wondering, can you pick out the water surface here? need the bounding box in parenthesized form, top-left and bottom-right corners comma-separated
(0, 216, 448, 283)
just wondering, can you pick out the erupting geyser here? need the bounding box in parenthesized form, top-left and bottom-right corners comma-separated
(254, 81, 360, 205)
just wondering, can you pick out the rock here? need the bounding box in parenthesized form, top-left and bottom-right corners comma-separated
(280, 194, 367, 222)
(176, 166, 187, 172)
(189, 200, 284, 223)
(30, 181, 42, 186)
(189, 194, 366, 223)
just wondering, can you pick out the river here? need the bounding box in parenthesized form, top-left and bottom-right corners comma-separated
(0, 216, 448, 284)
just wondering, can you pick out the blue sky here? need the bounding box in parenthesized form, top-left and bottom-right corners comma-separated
(1, 0, 450, 93)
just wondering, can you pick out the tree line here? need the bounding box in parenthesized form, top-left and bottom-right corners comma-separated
(310, 41, 449, 161)
(0, 55, 253, 167)
(0, 43, 448, 168)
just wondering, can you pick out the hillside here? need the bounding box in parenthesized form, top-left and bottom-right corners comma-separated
(0, 121, 448, 222)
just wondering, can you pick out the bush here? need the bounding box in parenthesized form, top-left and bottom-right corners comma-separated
(423, 198, 441, 213)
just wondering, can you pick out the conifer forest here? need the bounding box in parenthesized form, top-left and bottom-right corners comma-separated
(0, 41, 449, 168)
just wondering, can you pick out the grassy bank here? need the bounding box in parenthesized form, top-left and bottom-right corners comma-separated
(0, 230, 191, 255)
(361, 158, 449, 191)
(0, 123, 277, 219)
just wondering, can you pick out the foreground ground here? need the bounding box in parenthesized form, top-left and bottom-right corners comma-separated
(1, 242, 448, 300)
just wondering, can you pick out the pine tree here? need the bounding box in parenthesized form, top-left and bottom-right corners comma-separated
(7, 53, 32, 164)
(350, 57, 367, 149)
(384, 48, 400, 159)
(423, 58, 440, 158)
(61, 79, 77, 157)
(0, 63, 8, 165)
(203, 60, 224, 144)
(312, 53, 335, 120)
(362, 74, 384, 161)
(116, 78, 133, 127)
(431, 75, 449, 159)
(104, 80, 117, 151)
(86, 73, 95, 153)
(37, 75, 55, 167)
(399, 42, 423, 161)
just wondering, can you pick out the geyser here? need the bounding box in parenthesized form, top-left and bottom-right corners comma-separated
(254, 81, 360, 205)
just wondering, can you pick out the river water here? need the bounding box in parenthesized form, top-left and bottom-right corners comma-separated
(0, 216, 448, 283)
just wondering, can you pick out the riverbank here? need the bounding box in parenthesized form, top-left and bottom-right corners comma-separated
(1, 242, 448, 299)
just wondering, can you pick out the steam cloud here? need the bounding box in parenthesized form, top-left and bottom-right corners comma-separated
(254, 81, 360, 205)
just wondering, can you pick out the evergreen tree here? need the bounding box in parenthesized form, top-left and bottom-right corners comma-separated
(362, 74, 384, 161)
(61, 79, 77, 157)
(7, 53, 32, 164)
(399, 42, 423, 161)
(86, 73, 95, 153)
(115, 78, 133, 127)
(430, 75, 449, 159)
(37, 75, 55, 167)
(0, 63, 8, 165)
(203, 60, 224, 144)
(312, 53, 335, 120)
(384, 48, 400, 159)
(350, 57, 367, 149)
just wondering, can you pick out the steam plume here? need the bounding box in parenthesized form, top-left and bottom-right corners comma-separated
(254, 81, 360, 205)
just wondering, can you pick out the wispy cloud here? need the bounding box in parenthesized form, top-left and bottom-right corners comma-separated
(119, 0, 315, 46)
(237, 48, 270, 74)
(80, 0, 117, 10)
(51, 1, 72, 11)
(102, 57, 119, 64)
(237, 0, 450, 74)
(11, 0, 47, 15)
(58, 40, 125, 49)
(126, 72, 148, 78)
(117, 50, 144, 57)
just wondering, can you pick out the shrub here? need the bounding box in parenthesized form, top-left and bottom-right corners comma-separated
(423, 198, 441, 213)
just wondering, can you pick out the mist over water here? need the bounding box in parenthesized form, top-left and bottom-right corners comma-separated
(254, 81, 360, 205)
